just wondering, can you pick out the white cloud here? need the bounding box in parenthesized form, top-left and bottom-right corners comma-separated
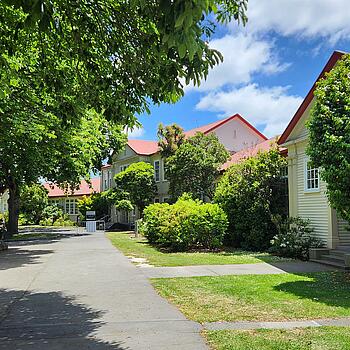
(242, 0, 350, 42)
(196, 84, 303, 137)
(186, 33, 288, 92)
(125, 126, 144, 139)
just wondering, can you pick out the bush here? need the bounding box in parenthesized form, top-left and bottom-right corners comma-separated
(269, 216, 324, 260)
(140, 194, 228, 251)
(214, 147, 288, 251)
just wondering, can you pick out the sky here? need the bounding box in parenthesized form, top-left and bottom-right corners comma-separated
(128, 0, 350, 140)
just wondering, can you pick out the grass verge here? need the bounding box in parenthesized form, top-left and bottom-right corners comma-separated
(107, 231, 289, 267)
(204, 327, 350, 350)
(151, 272, 350, 322)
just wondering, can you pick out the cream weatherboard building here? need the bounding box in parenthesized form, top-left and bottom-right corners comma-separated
(103, 113, 267, 225)
(279, 51, 350, 267)
(44, 178, 101, 222)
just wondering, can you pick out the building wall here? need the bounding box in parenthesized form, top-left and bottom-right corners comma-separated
(213, 118, 265, 153)
(284, 103, 338, 248)
(49, 196, 83, 223)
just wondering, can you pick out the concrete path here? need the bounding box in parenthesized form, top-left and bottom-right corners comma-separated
(0, 232, 207, 350)
(139, 261, 336, 279)
(204, 317, 350, 331)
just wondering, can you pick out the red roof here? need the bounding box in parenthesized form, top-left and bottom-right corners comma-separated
(101, 164, 112, 169)
(44, 178, 101, 198)
(184, 113, 267, 140)
(127, 139, 159, 155)
(278, 51, 345, 145)
(222, 136, 284, 170)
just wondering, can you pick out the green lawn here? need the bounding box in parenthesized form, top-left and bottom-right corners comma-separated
(107, 231, 289, 267)
(6, 232, 61, 241)
(204, 327, 350, 350)
(151, 272, 350, 323)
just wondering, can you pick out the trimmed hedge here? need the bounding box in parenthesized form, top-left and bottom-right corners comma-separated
(140, 195, 228, 251)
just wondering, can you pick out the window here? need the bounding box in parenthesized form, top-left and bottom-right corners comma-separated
(65, 199, 78, 215)
(305, 161, 320, 191)
(154, 197, 160, 203)
(154, 160, 160, 182)
(120, 165, 128, 172)
(163, 197, 169, 203)
(162, 160, 167, 181)
(280, 166, 288, 179)
(107, 170, 112, 188)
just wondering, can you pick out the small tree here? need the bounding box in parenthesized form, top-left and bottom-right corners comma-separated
(166, 132, 229, 200)
(20, 184, 49, 225)
(158, 123, 185, 158)
(214, 148, 288, 250)
(307, 54, 350, 223)
(114, 162, 157, 214)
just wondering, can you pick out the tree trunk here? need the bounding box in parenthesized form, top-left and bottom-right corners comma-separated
(5, 180, 20, 239)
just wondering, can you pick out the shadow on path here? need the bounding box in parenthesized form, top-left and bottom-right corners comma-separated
(0, 288, 127, 350)
(0, 247, 54, 271)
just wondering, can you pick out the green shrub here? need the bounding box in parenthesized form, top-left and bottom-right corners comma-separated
(214, 147, 288, 251)
(140, 194, 228, 251)
(53, 216, 75, 227)
(269, 216, 324, 260)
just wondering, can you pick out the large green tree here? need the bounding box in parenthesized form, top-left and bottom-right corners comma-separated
(0, 1, 248, 235)
(166, 132, 229, 200)
(0, 109, 125, 237)
(214, 147, 287, 250)
(113, 162, 157, 214)
(307, 54, 350, 223)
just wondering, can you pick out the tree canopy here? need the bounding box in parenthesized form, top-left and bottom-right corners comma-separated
(19, 183, 49, 224)
(0, 1, 248, 235)
(307, 54, 350, 223)
(2, 1, 248, 124)
(166, 132, 229, 200)
(214, 147, 288, 250)
(113, 162, 157, 214)
(158, 123, 185, 158)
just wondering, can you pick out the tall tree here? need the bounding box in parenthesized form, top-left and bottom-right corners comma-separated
(113, 162, 157, 214)
(166, 132, 229, 200)
(158, 123, 186, 158)
(307, 54, 350, 223)
(0, 1, 248, 235)
(0, 109, 126, 237)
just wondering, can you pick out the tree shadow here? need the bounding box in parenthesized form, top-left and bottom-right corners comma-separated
(0, 288, 128, 350)
(0, 247, 54, 270)
(273, 271, 350, 309)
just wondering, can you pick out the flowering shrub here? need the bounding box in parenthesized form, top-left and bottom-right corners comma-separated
(140, 194, 228, 251)
(269, 216, 324, 260)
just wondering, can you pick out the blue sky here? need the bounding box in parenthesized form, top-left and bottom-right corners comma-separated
(129, 0, 350, 140)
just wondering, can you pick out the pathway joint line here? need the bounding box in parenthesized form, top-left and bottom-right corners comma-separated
(203, 317, 350, 331)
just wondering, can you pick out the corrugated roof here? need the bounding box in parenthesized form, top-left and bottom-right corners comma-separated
(44, 178, 100, 198)
(221, 136, 285, 170)
(184, 113, 267, 140)
(127, 139, 159, 156)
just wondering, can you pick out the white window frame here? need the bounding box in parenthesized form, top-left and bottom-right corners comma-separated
(154, 160, 160, 182)
(65, 198, 78, 215)
(304, 160, 320, 192)
(162, 159, 167, 182)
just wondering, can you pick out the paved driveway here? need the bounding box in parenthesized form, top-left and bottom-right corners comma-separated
(0, 232, 207, 350)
